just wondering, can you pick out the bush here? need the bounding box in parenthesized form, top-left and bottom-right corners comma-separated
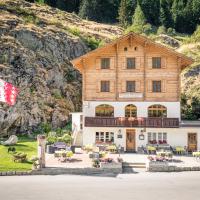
(46, 136, 57, 145)
(157, 26, 167, 35)
(61, 134, 72, 144)
(167, 28, 176, 36)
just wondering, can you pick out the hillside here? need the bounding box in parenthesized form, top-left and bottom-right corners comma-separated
(0, 0, 199, 136)
(0, 0, 123, 136)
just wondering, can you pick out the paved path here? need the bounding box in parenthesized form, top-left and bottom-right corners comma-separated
(1, 172, 200, 200)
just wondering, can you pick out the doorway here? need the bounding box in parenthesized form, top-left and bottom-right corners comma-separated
(126, 129, 136, 152)
(188, 133, 197, 152)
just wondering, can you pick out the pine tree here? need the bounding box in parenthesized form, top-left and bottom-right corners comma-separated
(118, 0, 129, 27)
(138, 0, 160, 26)
(79, 0, 119, 23)
(132, 2, 146, 26)
(160, 0, 174, 29)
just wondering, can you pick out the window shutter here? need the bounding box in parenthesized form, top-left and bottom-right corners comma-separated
(148, 80, 152, 92)
(110, 57, 115, 70)
(110, 81, 114, 93)
(136, 81, 141, 92)
(122, 57, 126, 69)
(161, 57, 167, 69)
(96, 81, 101, 93)
(162, 80, 166, 92)
(96, 58, 101, 70)
(121, 81, 126, 93)
(136, 57, 141, 69)
(147, 57, 152, 69)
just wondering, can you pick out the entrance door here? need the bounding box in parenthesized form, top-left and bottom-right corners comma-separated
(126, 129, 135, 152)
(188, 133, 197, 152)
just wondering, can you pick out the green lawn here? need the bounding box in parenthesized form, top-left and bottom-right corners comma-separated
(0, 137, 37, 172)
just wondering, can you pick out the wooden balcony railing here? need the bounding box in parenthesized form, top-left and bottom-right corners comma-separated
(85, 117, 179, 128)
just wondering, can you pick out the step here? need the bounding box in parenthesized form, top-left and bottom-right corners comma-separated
(122, 162, 146, 169)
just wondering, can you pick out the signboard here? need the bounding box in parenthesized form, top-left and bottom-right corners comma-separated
(119, 93, 143, 98)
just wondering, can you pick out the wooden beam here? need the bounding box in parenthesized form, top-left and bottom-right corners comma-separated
(115, 43, 119, 100)
(82, 58, 86, 102)
(143, 41, 148, 101)
(177, 57, 182, 101)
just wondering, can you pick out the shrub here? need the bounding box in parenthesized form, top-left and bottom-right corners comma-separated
(167, 28, 176, 36)
(46, 135, 57, 145)
(61, 134, 72, 144)
(157, 26, 167, 35)
(68, 27, 81, 37)
(66, 151, 73, 158)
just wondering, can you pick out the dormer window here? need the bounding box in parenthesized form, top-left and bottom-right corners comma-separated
(127, 58, 136, 69)
(101, 58, 110, 69)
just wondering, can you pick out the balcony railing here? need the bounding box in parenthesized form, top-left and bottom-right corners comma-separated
(85, 117, 179, 128)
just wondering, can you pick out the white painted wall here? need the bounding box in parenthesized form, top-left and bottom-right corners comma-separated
(82, 127, 200, 151)
(83, 101, 181, 119)
(71, 112, 83, 132)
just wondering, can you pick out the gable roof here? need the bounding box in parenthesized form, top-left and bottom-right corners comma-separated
(71, 32, 193, 73)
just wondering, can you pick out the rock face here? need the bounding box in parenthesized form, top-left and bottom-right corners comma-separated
(0, 0, 122, 136)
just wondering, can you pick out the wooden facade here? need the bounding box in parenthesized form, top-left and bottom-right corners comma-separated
(72, 33, 193, 102)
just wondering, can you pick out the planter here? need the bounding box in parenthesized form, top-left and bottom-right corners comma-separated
(100, 162, 122, 169)
(46, 145, 55, 154)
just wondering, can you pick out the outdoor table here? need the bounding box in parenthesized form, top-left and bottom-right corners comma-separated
(54, 150, 68, 158)
(156, 150, 173, 158)
(147, 146, 156, 154)
(175, 147, 185, 155)
(192, 151, 200, 158)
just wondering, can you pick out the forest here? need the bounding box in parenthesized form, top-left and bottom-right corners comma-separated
(26, 0, 200, 34)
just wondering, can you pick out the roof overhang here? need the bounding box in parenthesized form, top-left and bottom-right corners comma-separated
(71, 32, 194, 73)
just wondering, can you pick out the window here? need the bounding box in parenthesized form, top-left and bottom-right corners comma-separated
(125, 104, 137, 117)
(148, 132, 168, 144)
(101, 58, 110, 69)
(152, 57, 161, 69)
(126, 81, 136, 92)
(95, 132, 114, 143)
(148, 104, 167, 118)
(126, 58, 135, 69)
(152, 81, 161, 93)
(101, 81, 110, 92)
(95, 104, 114, 117)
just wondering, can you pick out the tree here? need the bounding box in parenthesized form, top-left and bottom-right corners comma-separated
(130, 2, 147, 33)
(55, 0, 80, 13)
(118, 0, 137, 27)
(118, 0, 129, 27)
(160, 0, 174, 29)
(138, 0, 160, 26)
(79, 0, 120, 23)
(132, 2, 146, 26)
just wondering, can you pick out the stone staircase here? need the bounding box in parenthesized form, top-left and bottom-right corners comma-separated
(122, 162, 146, 173)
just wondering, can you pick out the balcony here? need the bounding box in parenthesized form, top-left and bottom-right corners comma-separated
(85, 117, 179, 128)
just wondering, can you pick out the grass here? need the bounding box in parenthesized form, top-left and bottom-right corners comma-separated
(0, 137, 37, 172)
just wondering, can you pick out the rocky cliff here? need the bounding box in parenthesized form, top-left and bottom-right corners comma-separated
(0, 0, 123, 136)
